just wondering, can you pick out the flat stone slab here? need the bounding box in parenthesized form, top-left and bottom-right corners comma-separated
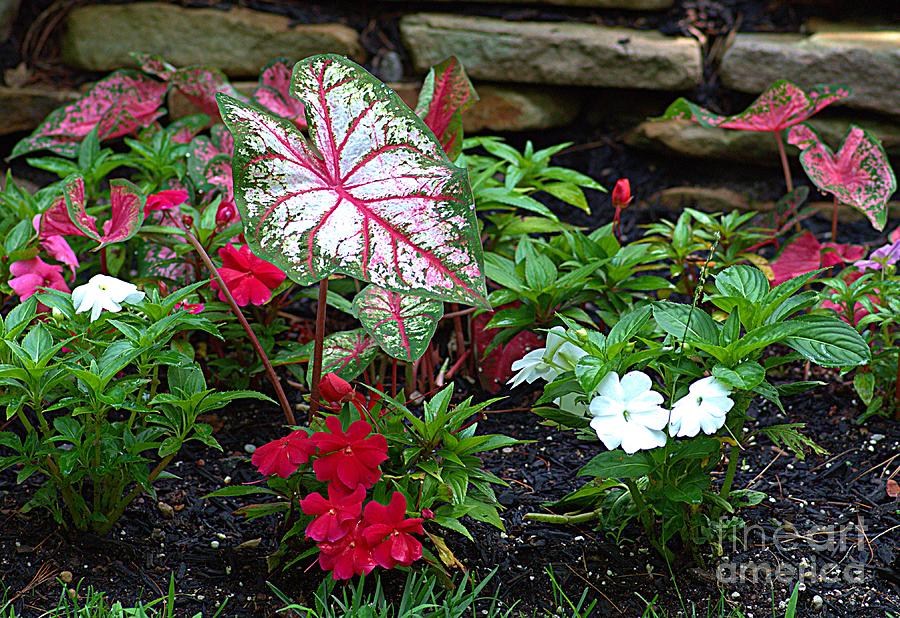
(400, 13, 701, 91)
(61, 3, 362, 78)
(626, 116, 900, 164)
(0, 87, 77, 136)
(720, 32, 900, 117)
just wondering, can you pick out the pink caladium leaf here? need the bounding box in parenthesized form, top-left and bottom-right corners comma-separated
(788, 124, 897, 231)
(11, 71, 167, 158)
(415, 56, 478, 160)
(352, 285, 443, 362)
(168, 114, 210, 144)
(62, 175, 146, 249)
(138, 53, 248, 119)
(770, 231, 866, 285)
(253, 57, 307, 129)
(320, 329, 378, 381)
(472, 308, 543, 394)
(187, 125, 234, 187)
(662, 80, 850, 132)
(218, 54, 489, 308)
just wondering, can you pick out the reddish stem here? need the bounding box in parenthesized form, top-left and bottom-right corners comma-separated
(99, 247, 108, 275)
(774, 131, 794, 194)
(894, 353, 900, 420)
(832, 195, 839, 242)
(183, 230, 294, 425)
(391, 359, 398, 399)
(308, 278, 329, 419)
(613, 206, 622, 242)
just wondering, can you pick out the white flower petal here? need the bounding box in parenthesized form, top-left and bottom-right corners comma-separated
(620, 371, 653, 400)
(590, 416, 626, 451)
(620, 423, 667, 454)
(594, 371, 623, 400)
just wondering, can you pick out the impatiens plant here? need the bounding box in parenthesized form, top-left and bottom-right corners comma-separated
(515, 265, 870, 557)
(820, 242, 900, 420)
(212, 376, 514, 577)
(787, 123, 897, 240)
(0, 284, 268, 533)
(662, 80, 850, 197)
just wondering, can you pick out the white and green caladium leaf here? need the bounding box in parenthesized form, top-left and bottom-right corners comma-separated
(352, 284, 443, 362)
(217, 54, 489, 309)
(319, 328, 377, 381)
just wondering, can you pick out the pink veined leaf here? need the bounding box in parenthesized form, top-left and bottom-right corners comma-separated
(662, 80, 850, 132)
(62, 175, 146, 250)
(320, 329, 378, 381)
(11, 71, 167, 158)
(414, 56, 478, 160)
(352, 285, 443, 362)
(40, 184, 87, 239)
(788, 123, 897, 232)
(206, 155, 235, 206)
(253, 57, 307, 129)
(168, 114, 210, 144)
(217, 54, 489, 309)
(770, 231, 865, 285)
(138, 53, 248, 119)
(187, 125, 234, 186)
(472, 308, 543, 394)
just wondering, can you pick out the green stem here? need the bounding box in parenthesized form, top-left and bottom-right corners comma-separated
(97, 453, 176, 535)
(524, 510, 601, 525)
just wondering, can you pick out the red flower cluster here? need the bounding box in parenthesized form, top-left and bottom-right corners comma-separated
(251, 382, 424, 580)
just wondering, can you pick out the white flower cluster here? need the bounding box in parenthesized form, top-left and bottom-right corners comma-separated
(510, 327, 734, 454)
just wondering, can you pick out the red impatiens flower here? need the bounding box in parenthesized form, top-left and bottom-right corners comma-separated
(251, 429, 315, 478)
(362, 492, 424, 569)
(144, 189, 188, 216)
(299, 483, 366, 542)
(311, 416, 388, 490)
(215, 243, 285, 306)
(8, 257, 70, 301)
(319, 373, 355, 404)
(175, 301, 205, 314)
(316, 521, 376, 580)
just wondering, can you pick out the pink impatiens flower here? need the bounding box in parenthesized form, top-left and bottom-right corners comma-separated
(310, 417, 388, 491)
(144, 189, 188, 216)
(299, 483, 366, 542)
(362, 492, 424, 569)
(215, 244, 285, 306)
(250, 429, 316, 478)
(8, 257, 70, 300)
(316, 521, 376, 580)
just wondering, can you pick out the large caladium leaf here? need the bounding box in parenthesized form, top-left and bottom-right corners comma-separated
(415, 56, 478, 160)
(662, 80, 850, 132)
(352, 285, 443, 362)
(62, 176, 145, 249)
(253, 58, 307, 129)
(218, 54, 488, 308)
(320, 329, 378, 381)
(787, 124, 897, 231)
(11, 71, 167, 158)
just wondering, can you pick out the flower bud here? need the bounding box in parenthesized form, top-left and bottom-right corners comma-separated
(319, 373, 354, 403)
(421, 507, 435, 520)
(611, 178, 633, 210)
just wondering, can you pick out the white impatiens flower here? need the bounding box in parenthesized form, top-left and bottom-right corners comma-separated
(72, 274, 145, 322)
(509, 326, 586, 388)
(589, 371, 668, 454)
(668, 376, 734, 438)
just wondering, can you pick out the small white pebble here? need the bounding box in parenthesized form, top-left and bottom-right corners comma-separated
(573, 535, 584, 541)
(223, 476, 232, 484)
(210, 540, 220, 549)
(216, 532, 226, 540)
(731, 591, 741, 599)
(244, 444, 257, 454)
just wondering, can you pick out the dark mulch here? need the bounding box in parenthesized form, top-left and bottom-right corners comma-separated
(1, 364, 899, 616)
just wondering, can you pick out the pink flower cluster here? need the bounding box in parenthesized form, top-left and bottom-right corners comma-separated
(250, 384, 424, 580)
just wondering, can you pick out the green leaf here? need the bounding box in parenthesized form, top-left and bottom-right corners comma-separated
(653, 301, 719, 344)
(784, 314, 870, 367)
(580, 450, 652, 479)
(714, 265, 769, 303)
